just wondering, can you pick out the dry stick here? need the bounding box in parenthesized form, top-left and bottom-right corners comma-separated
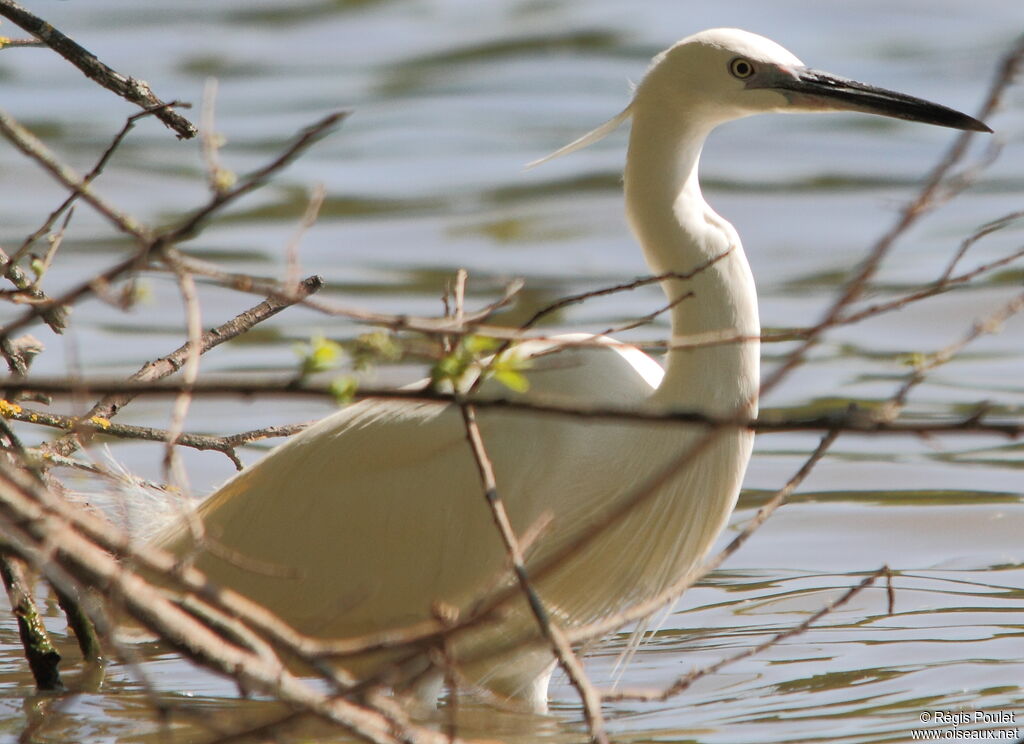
(939, 209, 1024, 283)
(440, 269, 468, 355)
(887, 290, 1024, 412)
(0, 335, 31, 379)
(518, 249, 733, 337)
(38, 452, 176, 495)
(685, 233, 1022, 350)
(200, 79, 231, 195)
(31, 554, 173, 732)
(759, 34, 1024, 401)
(26, 208, 73, 291)
(0, 472, 447, 744)
(39, 274, 324, 463)
(0, 0, 196, 139)
(172, 250, 526, 339)
(6, 405, 257, 468)
(836, 244, 1024, 327)
(168, 232, 1019, 367)
(5, 218, 1014, 380)
(602, 566, 889, 703)
(0, 110, 345, 345)
(0, 421, 66, 691)
(285, 183, 327, 289)
(449, 271, 600, 726)
(459, 403, 609, 744)
(160, 112, 347, 246)
(0, 37, 43, 48)
(601, 290, 693, 335)
(6, 378, 1021, 437)
(161, 255, 204, 490)
(0, 99, 453, 727)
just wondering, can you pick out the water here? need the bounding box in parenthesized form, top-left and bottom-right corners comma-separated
(1, 1, 1022, 742)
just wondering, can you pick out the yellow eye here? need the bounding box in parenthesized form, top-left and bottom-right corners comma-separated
(729, 57, 755, 79)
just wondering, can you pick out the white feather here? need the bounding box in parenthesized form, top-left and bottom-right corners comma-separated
(525, 104, 633, 169)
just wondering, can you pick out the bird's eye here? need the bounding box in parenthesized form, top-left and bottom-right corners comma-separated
(729, 57, 755, 79)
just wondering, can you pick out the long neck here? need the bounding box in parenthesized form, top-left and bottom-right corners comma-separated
(624, 108, 760, 416)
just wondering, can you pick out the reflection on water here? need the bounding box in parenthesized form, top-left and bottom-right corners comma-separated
(0, 0, 1022, 741)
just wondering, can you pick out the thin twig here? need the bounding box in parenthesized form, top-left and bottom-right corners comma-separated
(161, 254, 203, 490)
(459, 403, 609, 743)
(6, 405, 249, 468)
(0, 0, 197, 138)
(837, 244, 1024, 327)
(37, 273, 323, 463)
(285, 184, 326, 289)
(939, 209, 1024, 283)
(886, 290, 1024, 413)
(5, 378, 1021, 437)
(602, 566, 889, 702)
(519, 250, 733, 335)
(172, 250, 525, 339)
(0, 36, 43, 48)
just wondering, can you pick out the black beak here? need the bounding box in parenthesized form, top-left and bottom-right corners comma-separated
(770, 67, 992, 133)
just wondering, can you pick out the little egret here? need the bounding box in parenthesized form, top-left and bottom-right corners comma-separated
(155, 29, 988, 709)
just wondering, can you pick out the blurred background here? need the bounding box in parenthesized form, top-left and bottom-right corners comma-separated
(0, 1, 1022, 741)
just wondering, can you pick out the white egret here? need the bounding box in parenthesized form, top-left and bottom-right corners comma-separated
(155, 29, 988, 710)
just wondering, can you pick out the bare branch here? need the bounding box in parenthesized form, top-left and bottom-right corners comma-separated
(0, 0, 197, 138)
(5, 378, 1020, 437)
(460, 403, 608, 743)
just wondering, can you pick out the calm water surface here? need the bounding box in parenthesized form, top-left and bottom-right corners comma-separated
(0, 1, 1022, 742)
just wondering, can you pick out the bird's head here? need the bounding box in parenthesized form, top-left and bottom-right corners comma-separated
(637, 27, 991, 132)
(529, 28, 989, 168)
(642, 28, 991, 131)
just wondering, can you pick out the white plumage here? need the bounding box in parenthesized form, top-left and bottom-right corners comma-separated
(154, 28, 988, 709)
